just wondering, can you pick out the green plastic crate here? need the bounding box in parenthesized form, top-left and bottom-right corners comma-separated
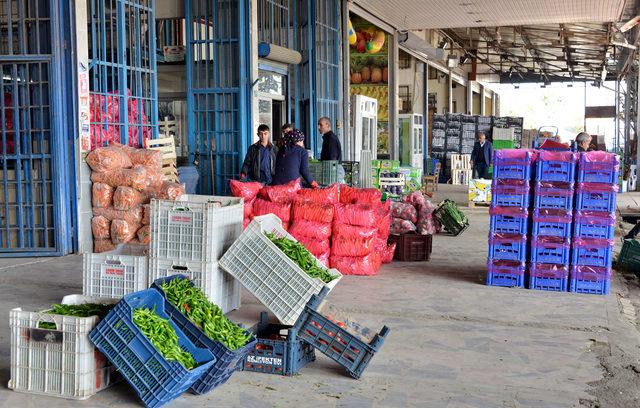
(433, 199, 469, 236)
(618, 239, 640, 274)
(492, 140, 515, 150)
(309, 160, 339, 186)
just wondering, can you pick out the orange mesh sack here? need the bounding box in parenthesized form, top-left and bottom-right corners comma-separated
(91, 165, 149, 191)
(291, 199, 334, 224)
(253, 198, 292, 223)
(296, 183, 339, 204)
(93, 206, 144, 225)
(339, 185, 381, 205)
(111, 219, 140, 244)
(330, 252, 381, 276)
(289, 220, 332, 241)
(94, 239, 116, 253)
(258, 178, 301, 203)
(85, 144, 133, 173)
(331, 235, 375, 257)
(230, 179, 262, 201)
(113, 186, 148, 211)
(125, 147, 162, 171)
(141, 204, 151, 225)
(334, 203, 378, 228)
(91, 216, 111, 239)
(92, 182, 114, 208)
(137, 225, 150, 245)
(146, 181, 185, 200)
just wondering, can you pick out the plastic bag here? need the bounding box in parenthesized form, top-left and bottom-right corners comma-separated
(292, 200, 334, 224)
(85, 144, 133, 173)
(94, 239, 117, 253)
(93, 206, 144, 225)
(230, 179, 263, 201)
(253, 198, 292, 223)
(331, 235, 374, 257)
(125, 147, 162, 171)
(142, 204, 151, 225)
(289, 220, 332, 241)
(297, 183, 339, 204)
(403, 191, 426, 209)
(92, 182, 114, 208)
(330, 252, 381, 276)
(91, 216, 111, 239)
(91, 165, 149, 191)
(137, 225, 150, 245)
(390, 218, 417, 235)
(530, 263, 569, 279)
(145, 181, 185, 200)
(259, 178, 301, 203)
(391, 202, 418, 224)
(333, 223, 377, 240)
(296, 235, 330, 256)
(339, 185, 381, 205)
(334, 203, 378, 227)
(316, 251, 330, 268)
(111, 219, 139, 244)
(113, 186, 148, 211)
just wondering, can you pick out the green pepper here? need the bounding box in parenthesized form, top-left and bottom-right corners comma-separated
(265, 232, 335, 283)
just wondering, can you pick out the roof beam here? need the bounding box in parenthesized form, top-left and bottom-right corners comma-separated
(560, 24, 576, 79)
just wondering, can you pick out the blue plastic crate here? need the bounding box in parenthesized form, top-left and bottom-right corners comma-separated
(575, 190, 617, 212)
(151, 275, 257, 394)
(488, 234, 528, 262)
(89, 289, 217, 408)
(492, 192, 531, 208)
(569, 266, 611, 295)
(493, 163, 532, 180)
(533, 181, 574, 210)
(536, 160, 576, 182)
(577, 168, 619, 184)
(242, 312, 315, 376)
(486, 261, 526, 288)
(571, 241, 613, 268)
(532, 220, 572, 239)
(573, 218, 615, 240)
(530, 238, 570, 264)
(292, 287, 389, 379)
(489, 214, 529, 235)
(491, 180, 531, 207)
(577, 152, 620, 184)
(528, 263, 569, 292)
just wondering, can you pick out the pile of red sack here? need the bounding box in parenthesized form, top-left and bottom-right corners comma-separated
(87, 143, 186, 252)
(390, 191, 436, 235)
(230, 181, 395, 275)
(90, 89, 152, 149)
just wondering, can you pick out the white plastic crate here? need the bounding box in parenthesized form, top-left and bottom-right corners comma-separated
(9, 295, 119, 400)
(219, 214, 342, 326)
(149, 257, 241, 314)
(83, 244, 148, 299)
(150, 194, 243, 263)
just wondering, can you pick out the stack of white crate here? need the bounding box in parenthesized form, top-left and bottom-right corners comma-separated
(149, 194, 244, 313)
(450, 154, 473, 185)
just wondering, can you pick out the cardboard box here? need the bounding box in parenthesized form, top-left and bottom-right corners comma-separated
(468, 179, 492, 203)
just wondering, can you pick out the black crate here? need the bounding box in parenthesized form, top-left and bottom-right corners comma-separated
(388, 233, 432, 262)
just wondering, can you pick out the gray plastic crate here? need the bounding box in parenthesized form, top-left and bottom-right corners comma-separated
(150, 195, 243, 263)
(309, 160, 339, 186)
(219, 214, 342, 325)
(83, 244, 148, 299)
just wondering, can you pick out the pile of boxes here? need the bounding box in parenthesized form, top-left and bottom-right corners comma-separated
(371, 159, 422, 196)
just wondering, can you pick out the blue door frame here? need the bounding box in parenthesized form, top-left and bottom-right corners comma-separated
(0, 0, 75, 256)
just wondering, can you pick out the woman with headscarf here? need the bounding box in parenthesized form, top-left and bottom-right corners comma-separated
(272, 129, 318, 188)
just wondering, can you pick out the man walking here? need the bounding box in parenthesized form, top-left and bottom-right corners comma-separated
(470, 132, 492, 179)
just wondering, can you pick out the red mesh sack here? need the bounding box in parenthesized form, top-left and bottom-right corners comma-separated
(137, 225, 150, 245)
(141, 204, 151, 225)
(390, 218, 417, 235)
(377, 212, 391, 239)
(91, 216, 111, 239)
(331, 235, 375, 257)
(382, 242, 396, 264)
(330, 252, 381, 276)
(230, 179, 263, 201)
(86, 144, 132, 173)
(111, 219, 140, 244)
(289, 220, 332, 241)
(339, 185, 381, 205)
(333, 223, 377, 240)
(390, 202, 418, 224)
(316, 251, 330, 268)
(93, 206, 144, 225)
(403, 191, 426, 209)
(334, 203, 378, 227)
(259, 178, 301, 203)
(244, 198, 255, 219)
(253, 198, 292, 223)
(297, 183, 339, 204)
(296, 235, 331, 256)
(113, 186, 148, 211)
(145, 181, 185, 200)
(125, 147, 162, 171)
(91, 165, 150, 191)
(94, 239, 116, 253)
(243, 217, 252, 230)
(92, 183, 114, 208)
(292, 200, 334, 223)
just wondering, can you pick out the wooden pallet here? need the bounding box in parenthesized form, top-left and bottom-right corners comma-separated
(468, 200, 491, 208)
(145, 136, 178, 182)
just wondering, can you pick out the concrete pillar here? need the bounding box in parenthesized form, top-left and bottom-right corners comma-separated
(492, 93, 499, 116)
(447, 73, 453, 113)
(480, 85, 486, 116)
(466, 82, 473, 115)
(389, 31, 400, 160)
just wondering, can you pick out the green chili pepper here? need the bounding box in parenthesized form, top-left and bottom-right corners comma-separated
(265, 232, 336, 283)
(37, 303, 114, 329)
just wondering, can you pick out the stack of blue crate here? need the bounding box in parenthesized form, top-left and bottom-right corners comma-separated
(570, 151, 620, 295)
(487, 149, 537, 288)
(529, 151, 577, 291)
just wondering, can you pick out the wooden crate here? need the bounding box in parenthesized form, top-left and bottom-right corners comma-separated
(145, 137, 178, 182)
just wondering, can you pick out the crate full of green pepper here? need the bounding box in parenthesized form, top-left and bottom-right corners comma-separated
(9, 295, 119, 400)
(220, 214, 342, 326)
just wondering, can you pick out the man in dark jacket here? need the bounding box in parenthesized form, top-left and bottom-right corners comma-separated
(240, 124, 277, 184)
(470, 132, 492, 179)
(576, 132, 592, 152)
(318, 117, 342, 162)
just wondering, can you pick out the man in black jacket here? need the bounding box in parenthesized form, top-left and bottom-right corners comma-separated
(240, 124, 277, 184)
(318, 117, 342, 162)
(470, 132, 492, 179)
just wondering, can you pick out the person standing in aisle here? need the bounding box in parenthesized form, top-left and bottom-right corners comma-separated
(276, 123, 294, 149)
(576, 132, 592, 152)
(318, 117, 344, 183)
(470, 132, 492, 179)
(273, 129, 318, 188)
(240, 124, 277, 184)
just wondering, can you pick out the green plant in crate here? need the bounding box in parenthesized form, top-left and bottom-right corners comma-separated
(38, 303, 114, 329)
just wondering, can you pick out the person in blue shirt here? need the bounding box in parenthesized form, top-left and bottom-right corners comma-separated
(272, 129, 318, 188)
(240, 124, 277, 184)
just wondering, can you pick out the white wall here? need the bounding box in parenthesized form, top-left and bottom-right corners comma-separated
(157, 0, 184, 19)
(428, 73, 448, 114)
(452, 81, 467, 114)
(398, 56, 424, 115)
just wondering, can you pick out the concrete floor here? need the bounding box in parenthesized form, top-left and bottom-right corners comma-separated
(1, 208, 640, 407)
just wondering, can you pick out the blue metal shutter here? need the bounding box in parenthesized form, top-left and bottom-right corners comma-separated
(185, 0, 251, 195)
